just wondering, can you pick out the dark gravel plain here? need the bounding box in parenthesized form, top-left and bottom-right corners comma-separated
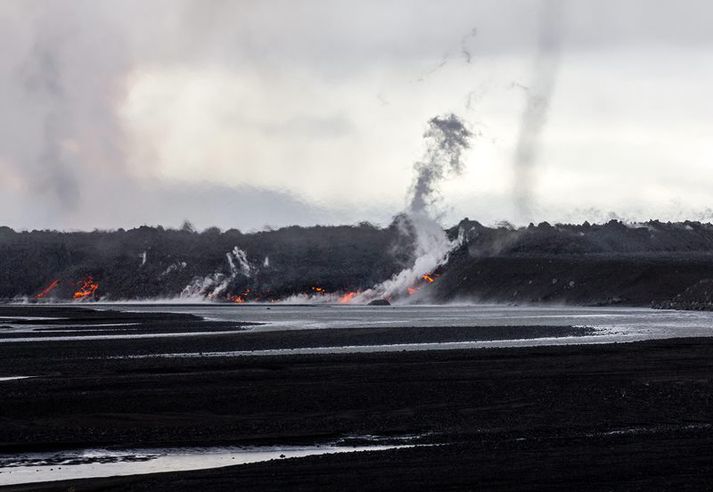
(1, 305, 713, 490)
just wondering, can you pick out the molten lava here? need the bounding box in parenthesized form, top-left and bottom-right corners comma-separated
(311, 286, 326, 294)
(231, 288, 251, 304)
(73, 276, 99, 300)
(407, 273, 438, 296)
(339, 291, 358, 304)
(35, 279, 60, 299)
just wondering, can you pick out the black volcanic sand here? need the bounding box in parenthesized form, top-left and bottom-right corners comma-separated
(0, 305, 253, 339)
(2, 306, 713, 490)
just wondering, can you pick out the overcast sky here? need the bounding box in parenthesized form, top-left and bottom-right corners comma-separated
(2, 0, 713, 231)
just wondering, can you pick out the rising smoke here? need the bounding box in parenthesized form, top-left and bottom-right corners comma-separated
(0, 1, 343, 231)
(357, 114, 472, 302)
(16, 2, 130, 218)
(409, 114, 473, 213)
(512, 0, 564, 221)
(181, 246, 252, 299)
(416, 27, 477, 82)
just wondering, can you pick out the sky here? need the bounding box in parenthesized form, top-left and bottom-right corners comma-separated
(1, 0, 713, 231)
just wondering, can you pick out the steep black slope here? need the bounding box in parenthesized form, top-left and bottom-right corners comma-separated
(4, 219, 713, 307)
(432, 219, 713, 308)
(433, 252, 713, 307)
(0, 223, 404, 300)
(448, 218, 713, 255)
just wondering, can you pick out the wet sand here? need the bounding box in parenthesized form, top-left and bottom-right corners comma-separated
(1, 305, 713, 490)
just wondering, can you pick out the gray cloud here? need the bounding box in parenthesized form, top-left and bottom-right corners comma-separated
(0, 1, 129, 223)
(2, 0, 713, 230)
(263, 114, 354, 139)
(0, 177, 350, 232)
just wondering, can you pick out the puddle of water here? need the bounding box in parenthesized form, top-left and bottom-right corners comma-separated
(35, 322, 143, 330)
(589, 423, 713, 437)
(0, 444, 413, 486)
(110, 333, 630, 359)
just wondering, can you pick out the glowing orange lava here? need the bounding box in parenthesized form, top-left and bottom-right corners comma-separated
(231, 288, 251, 303)
(311, 287, 326, 294)
(421, 273, 436, 283)
(35, 279, 60, 299)
(73, 276, 99, 300)
(339, 291, 358, 304)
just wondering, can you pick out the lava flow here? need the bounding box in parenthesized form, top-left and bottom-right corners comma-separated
(231, 288, 252, 303)
(73, 276, 99, 300)
(35, 279, 60, 299)
(339, 291, 359, 304)
(407, 273, 438, 296)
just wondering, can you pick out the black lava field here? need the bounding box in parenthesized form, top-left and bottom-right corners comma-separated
(4, 219, 713, 309)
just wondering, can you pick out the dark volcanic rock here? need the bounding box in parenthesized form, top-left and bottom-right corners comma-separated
(432, 219, 713, 309)
(448, 218, 713, 255)
(0, 223, 404, 301)
(368, 298, 391, 306)
(6, 219, 713, 308)
(657, 278, 713, 311)
(3, 306, 713, 491)
(433, 252, 713, 308)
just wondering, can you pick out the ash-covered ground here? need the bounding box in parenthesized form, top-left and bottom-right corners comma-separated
(3, 218, 713, 309)
(1, 304, 713, 490)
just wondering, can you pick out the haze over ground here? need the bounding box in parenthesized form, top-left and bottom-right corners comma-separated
(2, 0, 713, 231)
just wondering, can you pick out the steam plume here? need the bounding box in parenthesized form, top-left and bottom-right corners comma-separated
(357, 113, 472, 302)
(512, 0, 564, 221)
(409, 114, 472, 213)
(182, 246, 252, 300)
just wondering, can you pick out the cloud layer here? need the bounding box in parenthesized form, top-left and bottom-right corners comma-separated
(2, 0, 713, 230)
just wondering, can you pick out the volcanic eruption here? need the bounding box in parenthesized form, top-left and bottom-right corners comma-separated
(353, 113, 472, 304)
(73, 276, 99, 301)
(34, 279, 60, 299)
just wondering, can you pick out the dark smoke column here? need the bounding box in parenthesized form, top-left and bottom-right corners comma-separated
(409, 114, 472, 213)
(513, 0, 564, 221)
